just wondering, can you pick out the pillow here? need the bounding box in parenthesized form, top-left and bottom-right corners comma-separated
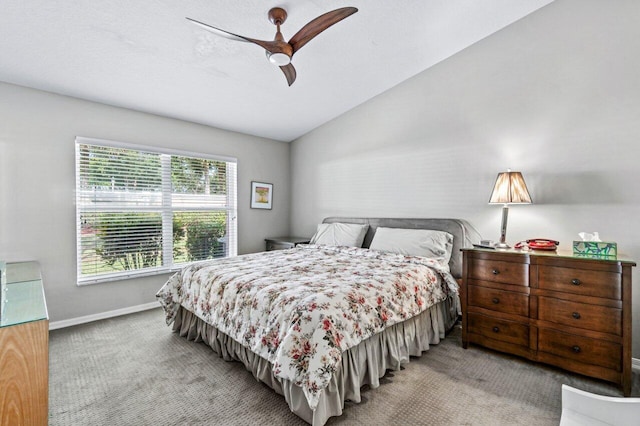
(310, 223, 369, 247)
(369, 227, 454, 264)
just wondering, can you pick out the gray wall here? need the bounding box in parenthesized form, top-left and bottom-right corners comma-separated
(290, 0, 640, 356)
(0, 82, 289, 322)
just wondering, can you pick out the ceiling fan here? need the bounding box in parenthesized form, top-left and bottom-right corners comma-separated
(187, 6, 358, 86)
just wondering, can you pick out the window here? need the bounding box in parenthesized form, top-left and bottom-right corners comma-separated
(75, 137, 237, 285)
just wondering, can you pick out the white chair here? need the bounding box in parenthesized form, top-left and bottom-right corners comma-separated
(560, 384, 640, 426)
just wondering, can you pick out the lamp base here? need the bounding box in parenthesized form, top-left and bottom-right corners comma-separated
(496, 205, 510, 249)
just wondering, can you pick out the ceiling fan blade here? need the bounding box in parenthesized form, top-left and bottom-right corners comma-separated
(280, 63, 297, 86)
(186, 17, 284, 53)
(186, 17, 250, 42)
(288, 7, 358, 55)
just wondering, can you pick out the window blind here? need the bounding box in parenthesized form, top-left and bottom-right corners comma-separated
(75, 137, 237, 285)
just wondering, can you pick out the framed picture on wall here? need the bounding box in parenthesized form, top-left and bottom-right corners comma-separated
(250, 181, 273, 209)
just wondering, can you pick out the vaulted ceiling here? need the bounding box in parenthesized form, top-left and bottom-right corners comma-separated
(0, 0, 554, 142)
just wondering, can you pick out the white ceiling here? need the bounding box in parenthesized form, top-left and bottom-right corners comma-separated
(0, 0, 554, 142)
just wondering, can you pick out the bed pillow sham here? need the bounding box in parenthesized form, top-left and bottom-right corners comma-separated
(369, 227, 454, 265)
(309, 223, 369, 247)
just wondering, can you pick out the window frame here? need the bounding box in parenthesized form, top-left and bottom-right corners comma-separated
(75, 136, 237, 285)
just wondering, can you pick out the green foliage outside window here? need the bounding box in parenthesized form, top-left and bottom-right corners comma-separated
(83, 211, 226, 274)
(177, 212, 227, 262)
(91, 213, 163, 271)
(171, 156, 227, 195)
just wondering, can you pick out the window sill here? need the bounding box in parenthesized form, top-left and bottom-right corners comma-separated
(77, 266, 183, 286)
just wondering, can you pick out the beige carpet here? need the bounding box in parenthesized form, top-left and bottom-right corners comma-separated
(48, 308, 639, 425)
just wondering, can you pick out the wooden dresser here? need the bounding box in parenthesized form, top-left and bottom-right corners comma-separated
(461, 248, 635, 396)
(0, 262, 48, 426)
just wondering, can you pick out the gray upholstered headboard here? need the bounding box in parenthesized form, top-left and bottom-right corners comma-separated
(322, 217, 480, 279)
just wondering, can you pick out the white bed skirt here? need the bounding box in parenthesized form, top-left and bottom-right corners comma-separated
(173, 295, 458, 425)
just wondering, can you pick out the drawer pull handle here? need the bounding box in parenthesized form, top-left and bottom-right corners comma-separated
(571, 278, 581, 286)
(492, 326, 500, 333)
(492, 269, 500, 275)
(492, 298, 500, 304)
(572, 345, 581, 353)
(572, 312, 581, 319)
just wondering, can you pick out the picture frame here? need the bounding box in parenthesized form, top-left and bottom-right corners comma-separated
(250, 181, 273, 210)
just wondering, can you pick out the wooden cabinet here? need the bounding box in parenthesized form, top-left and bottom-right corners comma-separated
(461, 249, 635, 396)
(265, 236, 310, 251)
(0, 262, 48, 426)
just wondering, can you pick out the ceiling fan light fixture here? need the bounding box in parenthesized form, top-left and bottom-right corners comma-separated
(267, 52, 291, 66)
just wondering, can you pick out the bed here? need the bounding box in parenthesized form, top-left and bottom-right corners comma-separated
(157, 217, 479, 425)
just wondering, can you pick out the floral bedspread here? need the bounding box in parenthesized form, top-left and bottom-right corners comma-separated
(156, 244, 458, 410)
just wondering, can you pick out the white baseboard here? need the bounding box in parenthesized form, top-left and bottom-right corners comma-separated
(49, 301, 160, 330)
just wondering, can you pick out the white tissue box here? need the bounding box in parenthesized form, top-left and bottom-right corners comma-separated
(573, 241, 617, 257)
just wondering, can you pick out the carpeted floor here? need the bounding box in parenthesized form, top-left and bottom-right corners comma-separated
(48, 308, 639, 425)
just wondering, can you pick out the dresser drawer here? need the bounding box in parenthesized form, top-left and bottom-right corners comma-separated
(538, 297, 621, 335)
(468, 258, 528, 285)
(538, 328, 621, 371)
(468, 285, 529, 317)
(467, 313, 529, 347)
(538, 265, 621, 300)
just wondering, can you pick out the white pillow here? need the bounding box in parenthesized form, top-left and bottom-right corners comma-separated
(310, 223, 369, 247)
(369, 227, 454, 264)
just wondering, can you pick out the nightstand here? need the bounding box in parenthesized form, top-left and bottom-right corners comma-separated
(461, 248, 636, 396)
(265, 236, 310, 251)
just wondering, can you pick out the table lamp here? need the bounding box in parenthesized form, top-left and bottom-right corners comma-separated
(489, 170, 532, 248)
